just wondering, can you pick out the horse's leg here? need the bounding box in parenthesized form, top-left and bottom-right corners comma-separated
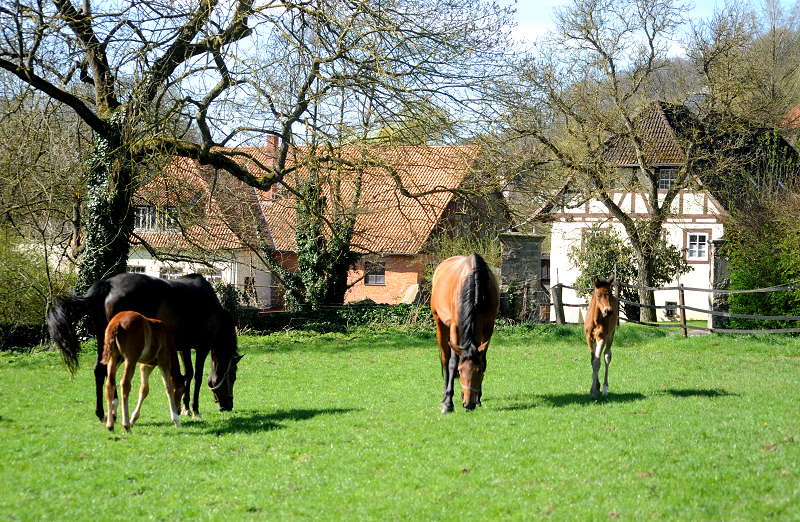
(191, 349, 208, 419)
(120, 359, 137, 432)
(104, 359, 117, 431)
(590, 339, 604, 400)
(179, 349, 193, 417)
(442, 349, 459, 414)
(435, 319, 455, 414)
(603, 331, 615, 396)
(157, 359, 182, 428)
(94, 332, 109, 422)
(131, 363, 153, 427)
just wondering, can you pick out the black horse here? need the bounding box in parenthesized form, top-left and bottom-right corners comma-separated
(47, 273, 243, 421)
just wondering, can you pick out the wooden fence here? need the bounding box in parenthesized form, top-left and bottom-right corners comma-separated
(549, 282, 800, 336)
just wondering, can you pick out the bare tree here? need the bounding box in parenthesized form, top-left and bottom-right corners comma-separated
(0, 85, 90, 322)
(0, 0, 514, 294)
(490, 0, 800, 321)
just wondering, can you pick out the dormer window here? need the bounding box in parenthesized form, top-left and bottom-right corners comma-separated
(658, 169, 678, 190)
(134, 206, 179, 232)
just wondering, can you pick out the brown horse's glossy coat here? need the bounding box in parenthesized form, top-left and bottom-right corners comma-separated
(102, 311, 185, 432)
(584, 276, 619, 399)
(430, 253, 499, 413)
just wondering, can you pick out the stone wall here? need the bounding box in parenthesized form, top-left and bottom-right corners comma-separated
(499, 233, 546, 321)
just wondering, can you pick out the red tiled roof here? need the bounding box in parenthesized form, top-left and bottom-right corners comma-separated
(132, 157, 252, 252)
(600, 101, 687, 165)
(133, 145, 476, 256)
(255, 145, 475, 254)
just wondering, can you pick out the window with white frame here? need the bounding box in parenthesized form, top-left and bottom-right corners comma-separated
(365, 262, 385, 286)
(687, 233, 708, 260)
(199, 269, 222, 285)
(658, 169, 678, 190)
(126, 266, 145, 274)
(160, 267, 183, 280)
(134, 206, 179, 232)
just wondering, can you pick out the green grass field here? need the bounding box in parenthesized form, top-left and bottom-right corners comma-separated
(1, 324, 799, 521)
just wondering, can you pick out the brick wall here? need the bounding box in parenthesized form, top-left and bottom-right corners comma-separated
(345, 255, 424, 304)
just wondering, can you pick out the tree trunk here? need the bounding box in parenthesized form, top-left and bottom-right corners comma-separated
(636, 250, 657, 322)
(74, 126, 134, 294)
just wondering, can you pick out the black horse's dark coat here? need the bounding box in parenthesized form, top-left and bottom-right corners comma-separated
(47, 273, 241, 421)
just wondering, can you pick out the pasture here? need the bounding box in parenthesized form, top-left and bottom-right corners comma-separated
(1, 324, 799, 521)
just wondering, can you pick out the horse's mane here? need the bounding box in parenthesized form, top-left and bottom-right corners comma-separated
(458, 253, 492, 359)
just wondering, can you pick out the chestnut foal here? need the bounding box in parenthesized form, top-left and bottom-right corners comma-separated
(102, 311, 185, 431)
(585, 276, 620, 400)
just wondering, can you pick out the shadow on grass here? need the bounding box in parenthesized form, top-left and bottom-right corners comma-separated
(197, 407, 358, 435)
(497, 392, 647, 411)
(662, 388, 736, 398)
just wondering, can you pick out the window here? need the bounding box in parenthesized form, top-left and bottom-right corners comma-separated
(134, 206, 157, 231)
(581, 227, 606, 251)
(658, 169, 678, 190)
(664, 301, 678, 319)
(160, 267, 183, 280)
(198, 269, 222, 285)
(126, 266, 145, 274)
(134, 206, 179, 232)
(365, 262, 385, 286)
(687, 233, 708, 260)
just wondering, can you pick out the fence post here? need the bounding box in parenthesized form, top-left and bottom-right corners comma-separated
(614, 278, 621, 326)
(552, 283, 565, 326)
(679, 283, 687, 338)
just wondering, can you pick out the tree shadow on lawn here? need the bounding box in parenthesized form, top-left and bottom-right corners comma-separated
(198, 407, 358, 435)
(496, 392, 647, 411)
(661, 388, 736, 398)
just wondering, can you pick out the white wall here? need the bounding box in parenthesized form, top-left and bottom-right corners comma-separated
(127, 247, 274, 308)
(547, 190, 725, 322)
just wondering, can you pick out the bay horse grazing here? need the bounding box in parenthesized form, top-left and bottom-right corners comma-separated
(430, 253, 500, 413)
(102, 311, 184, 431)
(47, 273, 243, 422)
(585, 276, 620, 400)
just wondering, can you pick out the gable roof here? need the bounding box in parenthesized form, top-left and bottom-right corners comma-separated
(134, 145, 481, 257)
(132, 157, 256, 254)
(254, 145, 477, 255)
(599, 101, 693, 166)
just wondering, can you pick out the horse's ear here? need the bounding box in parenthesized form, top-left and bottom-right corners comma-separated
(477, 341, 490, 353)
(593, 276, 599, 287)
(234, 354, 244, 363)
(608, 275, 615, 285)
(448, 340, 463, 356)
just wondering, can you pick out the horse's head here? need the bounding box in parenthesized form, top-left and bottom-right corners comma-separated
(207, 311, 242, 411)
(208, 351, 243, 411)
(449, 340, 489, 411)
(593, 275, 616, 319)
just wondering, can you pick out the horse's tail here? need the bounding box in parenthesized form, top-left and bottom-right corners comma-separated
(458, 253, 493, 351)
(47, 280, 112, 375)
(100, 316, 120, 366)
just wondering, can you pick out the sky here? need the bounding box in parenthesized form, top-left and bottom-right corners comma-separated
(500, 0, 794, 46)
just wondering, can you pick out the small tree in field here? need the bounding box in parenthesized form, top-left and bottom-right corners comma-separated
(568, 225, 691, 320)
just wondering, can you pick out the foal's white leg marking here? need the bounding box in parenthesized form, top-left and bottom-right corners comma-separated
(603, 349, 612, 396)
(591, 339, 604, 399)
(131, 364, 153, 427)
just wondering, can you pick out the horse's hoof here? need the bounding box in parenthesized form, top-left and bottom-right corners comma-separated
(180, 408, 190, 416)
(440, 405, 454, 414)
(192, 412, 202, 420)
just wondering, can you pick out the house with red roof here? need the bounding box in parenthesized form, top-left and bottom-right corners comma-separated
(127, 143, 506, 307)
